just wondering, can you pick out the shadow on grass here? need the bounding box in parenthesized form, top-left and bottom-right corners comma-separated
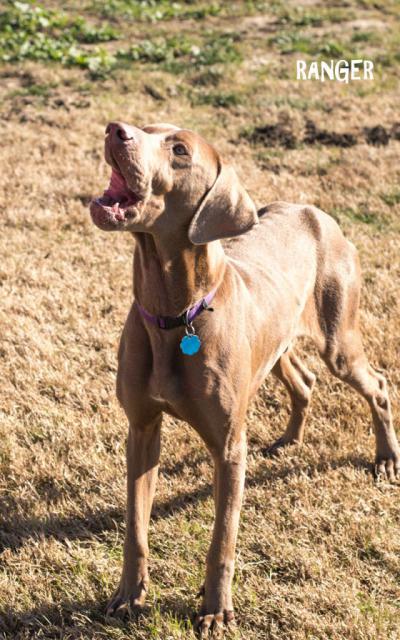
(0, 483, 213, 554)
(0, 452, 373, 637)
(0, 591, 195, 639)
(0, 504, 124, 553)
(0, 452, 372, 553)
(0, 596, 107, 639)
(257, 451, 372, 479)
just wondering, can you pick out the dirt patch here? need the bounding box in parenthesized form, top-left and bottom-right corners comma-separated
(304, 119, 357, 147)
(391, 122, 400, 140)
(241, 115, 400, 150)
(239, 15, 278, 34)
(241, 118, 297, 149)
(364, 125, 390, 146)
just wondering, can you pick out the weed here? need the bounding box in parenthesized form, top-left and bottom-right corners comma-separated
(270, 32, 351, 59)
(9, 82, 56, 98)
(272, 96, 311, 111)
(190, 69, 222, 86)
(275, 8, 324, 27)
(117, 32, 242, 73)
(0, 1, 118, 75)
(193, 91, 240, 108)
(189, 32, 242, 67)
(120, 36, 193, 64)
(274, 6, 354, 27)
(91, 0, 222, 22)
(270, 32, 313, 56)
(380, 191, 400, 207)
(0, 3, 241, 77)
(331, 206, 389, 231)
(351, 30, 382, 44)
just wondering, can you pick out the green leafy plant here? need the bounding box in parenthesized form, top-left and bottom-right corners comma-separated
(0, 1, 118, 74)
(91, 0, 221, 22)
(0, 3, 241, 77)
(270, 31, 350, 58)
(116, 32, 242, 73)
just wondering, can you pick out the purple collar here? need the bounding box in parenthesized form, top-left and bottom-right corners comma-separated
(135, 288, 217, 330)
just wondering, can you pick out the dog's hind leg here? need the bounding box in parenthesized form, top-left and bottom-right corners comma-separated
(322, 328, 399, 481)
(318, 241, 399, 480)
(265, 348, 316, 455)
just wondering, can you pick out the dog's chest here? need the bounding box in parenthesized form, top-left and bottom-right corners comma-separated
(146, 331, 220, 415)
(147, 337, 187, 406)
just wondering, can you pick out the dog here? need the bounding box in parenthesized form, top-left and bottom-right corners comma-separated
(89, 121, 399, 636)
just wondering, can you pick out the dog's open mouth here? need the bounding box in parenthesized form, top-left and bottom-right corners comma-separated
(90, 168, 144, 230)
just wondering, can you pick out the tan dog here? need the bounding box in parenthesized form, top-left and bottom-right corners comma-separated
(89, 122, 399, 636)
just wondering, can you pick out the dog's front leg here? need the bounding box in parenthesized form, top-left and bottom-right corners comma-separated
(196, 430, 247, 636)
(107, 413, 162, 617)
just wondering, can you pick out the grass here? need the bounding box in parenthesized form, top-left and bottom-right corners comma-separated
(90, 0, 223, 21)
(1, 0, 400, 639)
(120, 32, 242, 74)
(192, 90, 241, 108)
(380, 191, 400, 207)
(0, 1, 119, 73)
(269, 31, 356, 58)
(331, 206, 391, 232)
(0, 3, 241, 75)
(274, 6, 355, 27)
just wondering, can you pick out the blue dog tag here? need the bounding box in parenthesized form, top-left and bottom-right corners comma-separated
(180, 334, 201, 355)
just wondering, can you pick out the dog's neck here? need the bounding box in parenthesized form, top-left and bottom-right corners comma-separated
(132, 233, 226, 316)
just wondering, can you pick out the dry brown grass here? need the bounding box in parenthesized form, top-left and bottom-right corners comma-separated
(1, 1, 400, 638)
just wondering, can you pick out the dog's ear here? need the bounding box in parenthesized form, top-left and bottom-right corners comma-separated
(142, 123, 179, 133)
(188, 163, 258, 245)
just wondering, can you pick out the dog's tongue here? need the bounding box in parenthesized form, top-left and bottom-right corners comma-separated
(104, 168, 130, 199)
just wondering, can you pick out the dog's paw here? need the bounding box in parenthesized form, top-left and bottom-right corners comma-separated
(262, 436, 290, 457)
(375, 451, 400, 482)
(106, 581, 147, 619)
(195, 610, 235, 638)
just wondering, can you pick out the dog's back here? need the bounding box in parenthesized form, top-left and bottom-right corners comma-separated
(223, 201, 360, 351)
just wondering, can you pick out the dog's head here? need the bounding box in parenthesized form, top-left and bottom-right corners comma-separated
(89, 122, 258, 244)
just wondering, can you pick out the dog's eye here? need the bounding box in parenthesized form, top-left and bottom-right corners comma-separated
(173, 143, 188, 156)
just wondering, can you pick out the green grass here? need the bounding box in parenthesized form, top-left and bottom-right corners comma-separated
(270, 31, 354, 58)
(0, 1, 118, 74)
(190, 68, 222, 86)
(118, 32, 242, 72)
(0, 3, 242, 77)
(274, 6, 355, 27)
(351, 30, 382, 44)
(91, 0, 222, 21)
(380, 191, 400, 207)
(331, 206, 391, 232)
(192, 90, 241, 108)
(7, 81, 57, 98)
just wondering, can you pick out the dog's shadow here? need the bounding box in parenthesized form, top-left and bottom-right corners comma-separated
(0, 451, 372, 637)
(254, 449, 372, 483)
(0, 591, 196, 639)
(0, 450, 371, 554)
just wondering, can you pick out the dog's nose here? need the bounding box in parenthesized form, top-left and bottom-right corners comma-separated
(106, 121, 136, 142)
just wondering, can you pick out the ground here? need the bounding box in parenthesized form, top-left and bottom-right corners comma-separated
(0, 0, 400, 638)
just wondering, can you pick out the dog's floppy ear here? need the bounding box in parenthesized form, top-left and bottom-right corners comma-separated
(188, 162, 259, 245)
